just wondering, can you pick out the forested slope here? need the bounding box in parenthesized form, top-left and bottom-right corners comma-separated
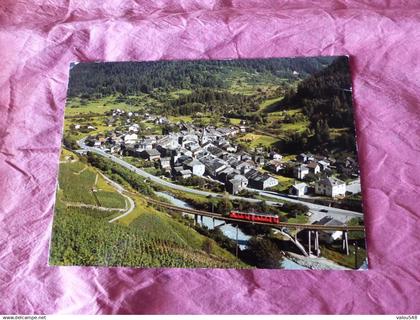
(68, 57, 336, 98)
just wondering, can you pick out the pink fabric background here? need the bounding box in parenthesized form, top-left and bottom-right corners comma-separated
(1, 0, 419, 314)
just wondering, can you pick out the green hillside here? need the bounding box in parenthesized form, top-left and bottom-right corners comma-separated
(50, 151, 246, 268)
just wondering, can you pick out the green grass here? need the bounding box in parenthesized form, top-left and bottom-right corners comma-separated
(168, 89, 192, 99)
(258, 96, 283, 112)
(320, 244, 367, 269)
(229, 118, 242, 125)
(168, 115, 194, 123)
(330, 127, 350, 139)
(58, 162, 97, 205)
(143, 123, 162, 135)
(279, 121, 309, 132)
(95, 174, 119, 192)
(65, 96, 141, 117)
(238, 133, 279, 148)
(287, 214, 309, 224)
(95, 191, 126, 209)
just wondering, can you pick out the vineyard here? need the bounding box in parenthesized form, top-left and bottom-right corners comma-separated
(58, 161, 97, 205)
(50, 201, 246, 268)
(95, 190, 127, 209)
(51, 152, 247, 268)
(58, 160, 126, 209)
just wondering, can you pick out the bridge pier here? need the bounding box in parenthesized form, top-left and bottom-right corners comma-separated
(308, 230, 312, 255)
(314, 231, 320, 256)
(344, 231, 349, 255)
(307, 230, 320, 256)
(200, 215, 203, 226)
(212, 217, 215, 228)
(194, 214, 197, 226)
(235, 225, 239, 257)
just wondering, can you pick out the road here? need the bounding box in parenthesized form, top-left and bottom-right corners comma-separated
(77, 138, 363, 222)
(246, 189, 363, 223)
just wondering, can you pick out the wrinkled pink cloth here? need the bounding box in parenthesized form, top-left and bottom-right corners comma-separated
(1, 0, 420, 315)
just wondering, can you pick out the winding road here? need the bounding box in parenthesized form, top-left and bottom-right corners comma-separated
(77, 138, 363, 223)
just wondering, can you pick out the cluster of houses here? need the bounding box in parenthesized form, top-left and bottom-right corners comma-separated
(86, 121, 279, 194)
(286, 153, 359, 198)
(82, 110, 360, 200)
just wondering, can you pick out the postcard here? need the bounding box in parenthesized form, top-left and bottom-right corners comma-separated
(49, 56, 367, 269)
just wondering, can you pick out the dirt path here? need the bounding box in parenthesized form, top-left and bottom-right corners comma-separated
(73, 166, 88, 175)
(108, 194, 135, 223)
(64, 201, 126, 212)
(97, 172, 136, 223)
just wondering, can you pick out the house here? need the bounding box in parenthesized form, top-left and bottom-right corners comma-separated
(155, 116, 169, 125)
(225, 159, 238, 170)
(202, 158, 227, 177)
(180, 148, 193, 157)
(207, 145, 225, 158)
(172, 166, 184, 176)
(226, 178, 241, 194)
(141, 149, 161, 161)
(237, 160, 256, 174)
(184, 159, 205, 176)
(238, 151, 252, 162)
(318, 160, 330, 171)
(254, 155, 266, 166)
(231, 174, 248, 188)
(289, 183, 308, 197)
(315, 177, 346, 197)
(306, 161, 320, 174)
(269, 151, 282, 160)
(312, 216, 345, 243)
(128, 124, 139, 132)
(267, 160, 284, 173)
(226, 174, 248, 194)
(216, 167, 233, 181)
(179, 169, 192, 179)
(297, 153, 309, 162)
(226, 145, 237, 153)
(293, 164, 309, 179)
(138, 138, 154, 151)
(245, 169, 278, 190)
(159, 157, 171, 169)
(124, 133, 138, 145)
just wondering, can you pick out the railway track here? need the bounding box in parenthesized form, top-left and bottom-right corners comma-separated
(145, 197, 365, 232)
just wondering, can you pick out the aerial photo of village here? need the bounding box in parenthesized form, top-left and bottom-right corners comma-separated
(49, 57, 367, 270)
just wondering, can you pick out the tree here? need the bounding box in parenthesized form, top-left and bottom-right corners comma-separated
(216, 192, 233, 214)
(244, 237, 283, 268)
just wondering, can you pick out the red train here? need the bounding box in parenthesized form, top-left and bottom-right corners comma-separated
(228, 211, 279, 224)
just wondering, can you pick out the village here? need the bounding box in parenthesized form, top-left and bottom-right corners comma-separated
(79, 108, 361, 203)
